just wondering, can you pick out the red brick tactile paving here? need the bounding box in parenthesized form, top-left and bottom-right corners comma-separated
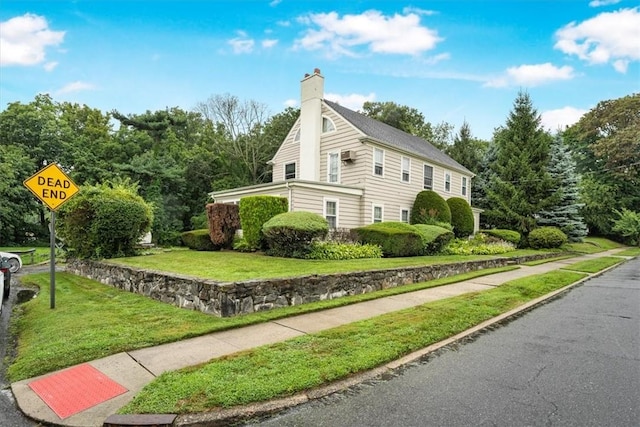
(28, 363, 128, 419)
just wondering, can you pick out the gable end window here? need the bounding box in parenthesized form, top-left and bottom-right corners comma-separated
(423, 164, 433, 190)
(328, 152, 339, 183)
(374, 148, 384, 177)
(401, 157, 410, 183)
(462, 176, 468, 196)
(444, 171, 451, 192)
(322, 117, 336, 133)
(285, 162, 296, 180)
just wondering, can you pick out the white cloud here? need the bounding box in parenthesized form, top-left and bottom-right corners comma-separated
(262, 39, 278, 48)
(269, 0, 282, 6)
(554, 8, 640, 73)
(284, 98, 298, 108)
(56, 81, 95, 95)
(540, 106, 588, 133)
(402, 7, 437, 16)
(228, 31, 254, 54)
(0, 13, 65, 66)
(43, 61, 58, 71)
(589, 0, 621, 7)
(485, 63, 575, 87)
(294, 10, 442, 58)
(325, 92, 376, 111)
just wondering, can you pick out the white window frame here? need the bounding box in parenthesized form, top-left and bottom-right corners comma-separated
(373, 147, 384, 177)
(284, 162, 296, 180)
(462, 176, 468, 196)
(444, 170, 451, 193)
(327, 152, 340, 183)
(400, 208, 410, 223)
(322, 116, 336, 133)
(372, 204, 384, 223)
(324, 198, 339, 229)
(401, 156, 411, 183)
(423, 164, 434, 190)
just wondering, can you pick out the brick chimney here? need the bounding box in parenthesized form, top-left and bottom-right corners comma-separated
(299, 69, 323, 181)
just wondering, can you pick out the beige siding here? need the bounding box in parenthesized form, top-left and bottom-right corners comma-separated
(290, 186, 361, 229)
(271, 120, 301, 181)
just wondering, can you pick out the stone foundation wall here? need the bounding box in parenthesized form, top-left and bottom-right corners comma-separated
(66, 253, 556, 317)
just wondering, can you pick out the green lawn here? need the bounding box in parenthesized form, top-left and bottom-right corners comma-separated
(121, 269, 588, 414)
(561, 257, 625, 273)
(616, 247, 640, 257)
(0, 246, 51, 266)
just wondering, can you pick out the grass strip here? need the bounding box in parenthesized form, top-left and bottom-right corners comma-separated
(522, 254, 577, 266)
(120, 269, 587, 414)
(615, 248, 640, 257)
(7, 266, 517, 381)
(561, 256, 624, 273)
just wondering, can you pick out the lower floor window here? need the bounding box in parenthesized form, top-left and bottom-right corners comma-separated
(373, 205, 383, 223)
(401, 209, 410, 223)
(325, 200, 337, 229)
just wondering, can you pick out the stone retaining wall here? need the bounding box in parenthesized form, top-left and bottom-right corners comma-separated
(65, 253, 557, 317)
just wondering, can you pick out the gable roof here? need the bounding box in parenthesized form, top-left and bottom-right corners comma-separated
(324, 99, 472, 176)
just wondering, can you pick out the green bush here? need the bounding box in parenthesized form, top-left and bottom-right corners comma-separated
(446, 197, 474, 238)
(305, 241, 383, 260)
(239, 196, 288, 251)
(351, 222, 425, 257)
(443, 236, 516, 255)
(262, 211, 329, 258)
(413, 224, 455, 255)
(410, 190, 451, 225)
(57, 181, 153, 259)
(528, 227, 568, 249)
(481, 229, 521, 245)
(181, 229, 218, 251)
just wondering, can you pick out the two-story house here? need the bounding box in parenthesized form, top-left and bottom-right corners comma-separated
(210, 69, 481, 232)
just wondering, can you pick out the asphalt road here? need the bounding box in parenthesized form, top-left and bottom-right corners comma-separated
(247, 257, 640, 427)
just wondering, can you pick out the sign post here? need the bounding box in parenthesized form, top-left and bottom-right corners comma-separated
(24, 164, 79, 309)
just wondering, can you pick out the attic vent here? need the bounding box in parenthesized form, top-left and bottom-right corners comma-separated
(341, 150, 356, 163)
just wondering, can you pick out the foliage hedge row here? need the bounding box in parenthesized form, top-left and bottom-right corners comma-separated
(239, 196, 288, 251)
(413, 224, 455, 254)
(206, 203, 240, 249)
(262, 211, 329, 258)
(305, 241, 383, 260)
(481, 229, 521, 245)
(410, 190, 451, 225)
(352, 221, 453, 257)
(528, 226, 568, 249)
(446, 197, 474, 238)
(181, 229, 218, 251)
(57, 182, 153, 259)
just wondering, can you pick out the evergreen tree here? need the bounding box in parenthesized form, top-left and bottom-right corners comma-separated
(446, 121, 488, 174)
(537, 134, 588, 241)
(484, 91, 555, 237)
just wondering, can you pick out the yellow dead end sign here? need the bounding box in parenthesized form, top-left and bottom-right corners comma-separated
(24, 163, 80, 211)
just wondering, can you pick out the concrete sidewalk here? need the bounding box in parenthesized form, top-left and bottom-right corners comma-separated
(10, 249, 632, 427)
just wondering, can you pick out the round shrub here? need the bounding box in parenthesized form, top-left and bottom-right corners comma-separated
(181, 229, 218, 251)
(351, 222, 424, 257)
(413, 224, 455, 255)
(446, 197, 474, 238)
(481, 229, 521, 246)
(528, 227, 568, 249)
(57, 182, 153, 259)
(262, 211, 329, 258)
(410, 190, 451, 225)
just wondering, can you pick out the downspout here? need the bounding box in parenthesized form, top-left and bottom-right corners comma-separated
(287, 181, 292, 211)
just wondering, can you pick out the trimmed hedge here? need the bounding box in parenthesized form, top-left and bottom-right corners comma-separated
(262, 211, 329, 258)
(410, 190, 451, 225)
(305, 241, 383, 260)
(351, 222, 425, 257)
(413, 224, 455, 255)
(482, 229, 521, 245)
(206, 203, 240, 249)
(528, 226, 568, 249)
(446, 197, 474, 238)
(181, 229, 218, 251)
(239, 196, 288, 251)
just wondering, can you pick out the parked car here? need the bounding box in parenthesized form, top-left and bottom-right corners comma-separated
(0, 251, 22, 273)
(1, 256, 11, 302)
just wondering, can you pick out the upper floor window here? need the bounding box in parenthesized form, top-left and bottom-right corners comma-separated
(373, 204, 383, 223)
(328, 152, 339, 183)
(423, 164, 433, 190)
(462, 176, 468, 196)
(293, 128, 300, 142)
(444, 171, 451, 192)
(401, 157, 410, 183)
(374, 148, 384, 176)
(322, 117, 336, 133)
(285, 162, 296, 180)
(324, 199, 338, 229)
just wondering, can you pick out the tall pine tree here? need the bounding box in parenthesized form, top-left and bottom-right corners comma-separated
(484, 91, 555, 238)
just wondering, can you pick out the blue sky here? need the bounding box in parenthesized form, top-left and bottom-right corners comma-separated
(1, 0, 638, 140)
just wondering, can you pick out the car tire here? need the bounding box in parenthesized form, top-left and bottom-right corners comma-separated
(7, 258, 20, 273)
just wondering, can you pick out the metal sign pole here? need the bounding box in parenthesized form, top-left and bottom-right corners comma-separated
(50, 210, 56, 309)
